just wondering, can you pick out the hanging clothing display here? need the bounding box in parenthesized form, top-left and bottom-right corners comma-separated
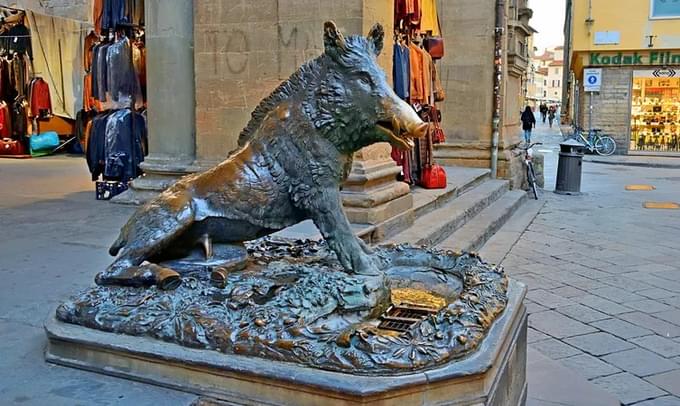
(28, 77, 52, 118)
(393, 42, 410, 100)
(420, 0, 440, 36)
(89, 34, 144, 110)
(0, 100, 11, 137)
(390, 0, 446, 186)
(94, 0, 145, 32)
(0, 21, 32, 59)
(86, 108, 147, 181)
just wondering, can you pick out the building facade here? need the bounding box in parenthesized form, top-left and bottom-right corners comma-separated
(564, 0, 680, 154)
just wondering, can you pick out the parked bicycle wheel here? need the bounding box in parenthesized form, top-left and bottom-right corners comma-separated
(594, 136, 617, 156)
(527, 163, 539, 200)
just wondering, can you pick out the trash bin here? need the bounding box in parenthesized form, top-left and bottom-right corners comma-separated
(555, 139, 584, 195)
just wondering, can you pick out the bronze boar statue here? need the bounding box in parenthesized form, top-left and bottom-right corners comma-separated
(97, 21, 428, 290)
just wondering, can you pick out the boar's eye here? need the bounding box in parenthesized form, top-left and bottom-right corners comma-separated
(357, 72, 373, 87)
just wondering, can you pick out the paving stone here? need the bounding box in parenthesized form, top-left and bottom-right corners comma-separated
(556, 304, 610, 323)
(530, 337, 582, 360)
(653, 269, 680, 282)
(602, 348, 679, 377)
(527, 327, 550, 344)
(638, 288, 677, 300)
(619, 312, 680, 338)
(564, 332, 635, 356)
(559, 353, 622, 380)
(591, 286, 646, 304)
(662, 296, 680, 307)
(630, 335, 680, 358)
(568, 266, 613, 280)
(591, 372, 667, 405)
(525, 300, 549, 314)
(633, 396, 680, 406)
(579, 294, 634, 315)
(551, 285, 588, 298)
(624, 300, 674, 314)
(591, 318, 653, 339)
(624, 273, 680, 293)
(626, 263, 677, 274)
(654, 310, 680, 327)
(527, 289, 572, 309)
(600, 276, 654, 292)
(530, 311, 598, 339)
(646, 370, 680, 396)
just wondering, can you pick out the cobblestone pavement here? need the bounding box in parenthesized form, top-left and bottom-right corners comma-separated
(503, 118, 680, 405)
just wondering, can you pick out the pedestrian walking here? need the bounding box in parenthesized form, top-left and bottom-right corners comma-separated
(539, 103, 548, 123)
(548, 105, 556, 128)
(520, 106, 536, 144)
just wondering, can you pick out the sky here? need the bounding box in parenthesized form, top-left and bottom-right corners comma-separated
(528, 0, 567, 53)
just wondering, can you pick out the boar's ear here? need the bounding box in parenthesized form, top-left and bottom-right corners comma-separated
(367, 23, 384, 56)
(323, 21, 347, 54)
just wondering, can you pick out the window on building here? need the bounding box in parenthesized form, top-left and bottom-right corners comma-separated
(543, 91, 547, 97)
(554, 68, 559, 74)
(544, 79, 547, 86)
(557, 80, 561, 87)
(650, 0, 680, 18)
(552, 80, 556, 87)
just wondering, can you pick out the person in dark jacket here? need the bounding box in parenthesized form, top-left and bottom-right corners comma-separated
(520, 106, 536, 144)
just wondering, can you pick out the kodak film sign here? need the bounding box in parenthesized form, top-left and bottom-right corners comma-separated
(589, 51, 680, 66)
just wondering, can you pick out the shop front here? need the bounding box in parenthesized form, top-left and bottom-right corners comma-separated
(573, 50, 680, 154)
(631, 69, 680, 152)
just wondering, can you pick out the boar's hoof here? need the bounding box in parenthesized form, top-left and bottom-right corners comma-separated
(95, 263, 181, 290)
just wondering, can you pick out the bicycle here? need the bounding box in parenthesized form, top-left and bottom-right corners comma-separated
(569, 125, 617, 156)
(515, 142, 542, 200)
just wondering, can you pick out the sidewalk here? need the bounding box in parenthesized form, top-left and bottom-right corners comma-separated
(584, 154, 680, 169)
(504, 119, 680, 405)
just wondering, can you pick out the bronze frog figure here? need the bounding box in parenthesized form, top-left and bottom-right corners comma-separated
(97, 21, 427, 290)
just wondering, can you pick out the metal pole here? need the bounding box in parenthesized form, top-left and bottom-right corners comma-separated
(588, 92, 593, 130)
(491, 0, 505, 179)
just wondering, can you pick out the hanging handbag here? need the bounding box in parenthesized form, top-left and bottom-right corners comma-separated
(430, 106, 446, 144)
(424, 37, 444, 59)
(29, 131, 60, 155)
(419, 115, 447, 189)
(0, 138, 26, 155)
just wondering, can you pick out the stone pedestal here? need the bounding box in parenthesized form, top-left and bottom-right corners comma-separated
(342, 144, 413, 225)
(45, 280, 527, 406)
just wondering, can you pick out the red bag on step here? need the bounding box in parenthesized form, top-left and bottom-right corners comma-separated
(421, 164, 447, 188)
(0, 138, 26, 155)
(419, 117, 447, 189)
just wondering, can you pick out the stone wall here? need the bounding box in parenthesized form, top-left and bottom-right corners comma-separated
(12, 0, 92, 22)
(436, 0, 495, 144)
(577, 67, 632, 154)
(193, 0, 393, 164)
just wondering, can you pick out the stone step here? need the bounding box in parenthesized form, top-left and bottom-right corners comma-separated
(439, 190, 528, 253)
(479, 199, 545, 265)
(411, 167, 490, 218)
(388, 179, 510, 247)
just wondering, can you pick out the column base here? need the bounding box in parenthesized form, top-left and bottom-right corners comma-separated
(112, 156, 208, 205)
(341, 155, 413, 225)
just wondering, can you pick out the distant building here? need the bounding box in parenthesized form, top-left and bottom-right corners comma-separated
(528, 47, 563, 106)
(563, 0, 680, 154)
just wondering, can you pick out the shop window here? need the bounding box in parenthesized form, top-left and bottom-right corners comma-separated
(630, 72, 680, 152)
(650, 0, 680, 18)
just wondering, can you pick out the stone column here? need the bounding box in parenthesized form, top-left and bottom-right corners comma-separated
(115, 0, 196, 203)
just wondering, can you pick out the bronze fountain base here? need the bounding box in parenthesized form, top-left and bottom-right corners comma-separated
(45, 239, 527, 405)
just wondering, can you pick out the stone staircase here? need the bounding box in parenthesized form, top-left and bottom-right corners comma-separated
(278, 166, 532, 260)
(384, 167, 529, 255)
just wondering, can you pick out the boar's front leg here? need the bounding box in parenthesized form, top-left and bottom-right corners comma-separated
(308, 187, 380, 276)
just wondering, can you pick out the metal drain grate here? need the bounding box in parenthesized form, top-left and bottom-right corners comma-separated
(378, 305, 438, 333)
